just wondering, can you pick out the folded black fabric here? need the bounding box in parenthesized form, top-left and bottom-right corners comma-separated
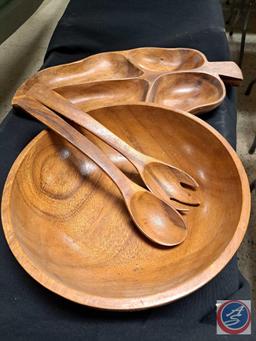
(0, 1, 254, 340)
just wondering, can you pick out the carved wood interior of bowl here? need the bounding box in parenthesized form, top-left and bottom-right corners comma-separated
(46, 52, 143, 87)
(128, 48, 205, 72)
(150, 72, 225, 114)
(56, 79, 149, 111)
(16, 47, 242, 115)
(2, 104, 250, 310)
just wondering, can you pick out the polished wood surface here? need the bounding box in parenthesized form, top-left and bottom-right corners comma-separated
(1, 104, 250, 310)
(25, 82, 199, 209)
(150, 72, 225, 114)
(13, 96, 187, 247)
(15, 47, 242, 115)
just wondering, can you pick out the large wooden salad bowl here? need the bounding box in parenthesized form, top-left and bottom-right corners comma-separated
(1, 103, 250, 310)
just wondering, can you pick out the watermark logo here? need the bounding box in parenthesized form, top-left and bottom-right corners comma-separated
(216, 300, 251, 335)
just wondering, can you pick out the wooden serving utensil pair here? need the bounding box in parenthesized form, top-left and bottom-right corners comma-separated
(13, 83, 200, 247)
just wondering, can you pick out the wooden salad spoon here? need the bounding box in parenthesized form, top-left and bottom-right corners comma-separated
(13, 95, 188, 247)
(22, 83, 200, 210)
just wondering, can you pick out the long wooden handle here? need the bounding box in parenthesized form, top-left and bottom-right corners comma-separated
(23, 83, 144, 166)
(13, 96, 135, 196)
(197, 61, 243, 86)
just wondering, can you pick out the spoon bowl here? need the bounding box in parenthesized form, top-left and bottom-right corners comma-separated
(129, 190, 187, 246)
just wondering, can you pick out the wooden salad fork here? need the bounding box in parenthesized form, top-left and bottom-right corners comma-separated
(21, 82, 200, 210)
(13, 95, 188, 247)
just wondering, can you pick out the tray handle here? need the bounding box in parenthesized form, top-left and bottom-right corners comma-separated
(198, 61, 243, 86)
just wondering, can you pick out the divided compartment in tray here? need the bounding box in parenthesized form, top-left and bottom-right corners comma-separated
(148, 72, 225, 113)
(56, 79, 149, 111)
(36, 53, 144, 88)
(127, 48, 206, 72)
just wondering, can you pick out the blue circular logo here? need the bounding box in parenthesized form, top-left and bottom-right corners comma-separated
(217, 300, 251, 334)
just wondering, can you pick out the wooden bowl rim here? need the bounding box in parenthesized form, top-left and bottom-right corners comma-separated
(1, 103, 251, 310)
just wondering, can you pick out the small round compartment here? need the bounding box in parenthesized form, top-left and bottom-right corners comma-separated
(128, 48, 205, 72)
(150, 72, 225, 113)
(55, 79, 149, 111)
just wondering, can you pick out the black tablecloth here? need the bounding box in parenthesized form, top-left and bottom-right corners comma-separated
(0, 1, 254, 339)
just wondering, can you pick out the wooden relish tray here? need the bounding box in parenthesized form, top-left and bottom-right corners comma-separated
(16, 47, 243, 114)
(1, 103, 250, 310)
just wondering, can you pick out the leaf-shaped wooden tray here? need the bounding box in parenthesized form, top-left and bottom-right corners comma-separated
(16, 47, 242, 114)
